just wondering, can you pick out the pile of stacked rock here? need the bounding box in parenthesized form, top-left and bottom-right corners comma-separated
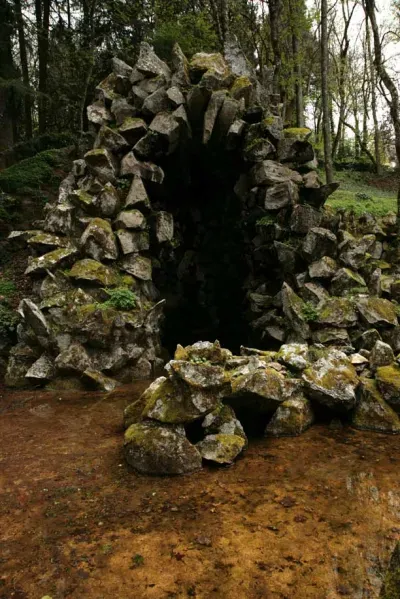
(6, 38, 400, 417)
(124, 339, 400, 475)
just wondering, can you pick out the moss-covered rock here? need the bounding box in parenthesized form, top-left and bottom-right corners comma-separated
(227, 368, 287, 414)
(281, 283, 310, 340)
(303, 350, 359, 411)
(352, 379, 400, 434)
(25, 247, 78, 275)
(356, 297, 398, 327)
(331, 268, 367, 296)
(196, 433, 246, 464)
(376, 364, 400, 412)
(174, 340, 232, 364)
(124, 421, 202, 475)
(69, 259, 120, 286)
(317, 297, 358, 328)
(202, 404, 246, 441)
(80, 218, 118, 261)
(277, 343, 309, 371)
(309, 256, 338, 279)
(265, 396, 314, 437)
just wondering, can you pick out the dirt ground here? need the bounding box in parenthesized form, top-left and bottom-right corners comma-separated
(0, 384, 399, 599)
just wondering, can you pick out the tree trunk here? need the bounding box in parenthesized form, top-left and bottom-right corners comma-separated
(14, 0, 33, 139)
(0, 0, 16, 150)
(35, 0, 51, 134)
(365, 14, 381, 175)
(364, 0, 400, 235)
(321, 0, 334, 183)
(268, 0, 283, 94)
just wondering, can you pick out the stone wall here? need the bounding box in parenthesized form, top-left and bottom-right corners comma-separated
(5, 40, 400, 395)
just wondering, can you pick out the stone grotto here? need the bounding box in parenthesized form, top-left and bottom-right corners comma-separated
(6, 39, 400, 474)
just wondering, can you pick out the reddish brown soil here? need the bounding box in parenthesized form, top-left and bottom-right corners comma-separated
(1, 384, 399, 599)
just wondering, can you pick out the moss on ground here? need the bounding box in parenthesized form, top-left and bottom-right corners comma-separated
(0, 149, 71, 194)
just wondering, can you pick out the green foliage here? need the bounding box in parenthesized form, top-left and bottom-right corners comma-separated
(116, 177, 131, 190)
(0, 303, 20, 336)
(131, 554, 144, 567)
(0, 149, 71, 194)
(0, 279, 16, 297)
(302, 302, 319, 322)
(101, 287, 138, 311)
(355, 192, 373, 202)
(0, 192, 19, 221)
(5, 133, 76, 163)
(256, 215, 275, 226)
(152, 12, 218, 60)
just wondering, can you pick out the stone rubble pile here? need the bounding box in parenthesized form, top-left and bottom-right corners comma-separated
(124, 339, 400, 474)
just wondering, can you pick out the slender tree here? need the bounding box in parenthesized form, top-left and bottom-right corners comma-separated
(35, 0, 51, 133)
(321, 0, 334, 182)
(14, 0, 33, 138)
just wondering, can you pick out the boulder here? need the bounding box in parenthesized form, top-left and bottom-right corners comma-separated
(203, 90, 227, 144)
(25, 354, 54, 382)
(189, 52, 229, 83)
(5, 343, 38, 387)
(118, 117, 147, 145)
(149, 111, 180, 154)
(142, 88, 170, 116)
(369, 340, 394, 371)
(278, 343, 309, 371)
(155, 211, 174, 243)
(227, 119, 246, 150)
(55, 342, 91, 373)
(124, 421, 201, 475)
(303, 350, 359, 411)
(116, 229, 149, 254)
(20, 299, 50, 338)
(265, 396, 314, 437)
(110, 98, 137, 125)
(302, 182, 340, 210)
(376, 365, 400, 411)
(196, 434, 246, 464)
(300, 282, 329, 306)
(94, 125, 129, 154)
(356, 297, 398, 327)
(124, 176, 151, 211)
(69, 259, 120, 286)
(84, 148, 116, 184)
(121, 254, 152, 280)
(331, 268, 367, 296)
(262, 180, 299, 210)
(87, 101, 112, 126)
(274, 242, 297, 274)
(25, 247, 78, 275)
(317, 297, 358, 328)
(114, 209, 146, 230)
(290, 204, 322, 234)
(174, 340, 232, 365)
(202, 404, 246, 439)
(278, 138, 314, 166)
(136, 42, 171, 79)
(83, 369, 119, 391)
(27, 232, 71, 251)
(167, 360, 226, 389)
(171, 42, 190, 88)
(250, 160, 302, 187)
(352, 379, 400, 434)
(80, 218, 118, 261)
(243, 138, 275, 163)
(281, 283, 310, 340)
(227, 368, 287, 413)
(216, 96, 239, 139)
(357, 328, 382, 350)
(230, 76, 253, 105)
(308, 257, 338, 279)
(302, 227, 337, 262)
(312, 328, 350, 346)
(120, 152, 164, 184)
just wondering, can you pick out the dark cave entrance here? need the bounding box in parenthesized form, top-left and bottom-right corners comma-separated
(152, 133, 249, 356)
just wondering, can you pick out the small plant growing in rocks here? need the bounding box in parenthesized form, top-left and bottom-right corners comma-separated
(302, 302, 319, 322)
(101, 287, 138, 311)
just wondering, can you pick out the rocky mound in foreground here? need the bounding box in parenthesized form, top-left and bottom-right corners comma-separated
(124, 340, 400, 475)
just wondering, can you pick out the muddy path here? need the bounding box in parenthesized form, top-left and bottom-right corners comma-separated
(0, 384, 399, 598)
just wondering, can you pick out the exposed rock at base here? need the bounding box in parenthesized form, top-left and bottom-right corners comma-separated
(124, 421, 202, 475)
(303, 350, 359, 411)
(376, 365, 400, 412)
(265, 396, 314, 437)
(196, 433, 246, 464)
(352, 379, 400, 434)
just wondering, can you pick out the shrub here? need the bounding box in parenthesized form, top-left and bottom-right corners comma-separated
(101, 287, 138, 311)
(152, 12, 218, 60)
(0, 304, 20, 337)
(0, 279, 16, 297)
(302, 302, 319, 322)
